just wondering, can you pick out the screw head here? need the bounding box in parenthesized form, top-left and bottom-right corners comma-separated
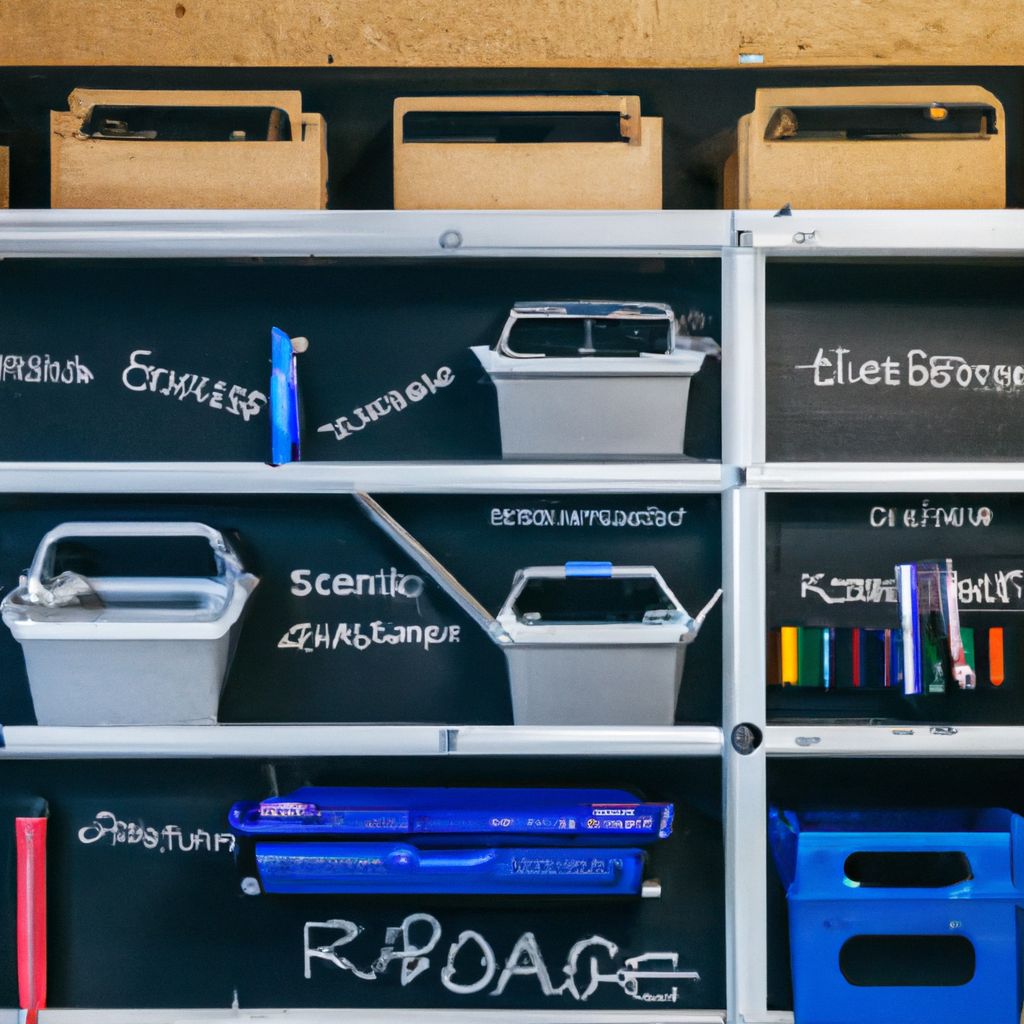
(241, 876, 261, 895)
(731, 722, 763, 754)
(439, 230, 463, 250)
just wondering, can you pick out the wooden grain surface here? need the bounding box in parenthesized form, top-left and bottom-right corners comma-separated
(1, 0, 1022, 68)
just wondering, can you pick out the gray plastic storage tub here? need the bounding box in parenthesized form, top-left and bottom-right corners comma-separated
(357, 495, 721, 726)
(494, 562, 715, 725)
(1, 522, 258, 726)
(472, 301, 717, 459)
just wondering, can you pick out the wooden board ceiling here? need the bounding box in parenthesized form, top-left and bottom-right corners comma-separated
(1, 0, 1022, 68)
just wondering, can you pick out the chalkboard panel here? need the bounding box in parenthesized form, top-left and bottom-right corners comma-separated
(0, 492, 722, 726)
(767, 493, 1024, 724)
(0, 257, 721, 463)
(766, 261, 1024, 462)
(767, 758, 1024, 1013)
(0, 756, 723, 1011)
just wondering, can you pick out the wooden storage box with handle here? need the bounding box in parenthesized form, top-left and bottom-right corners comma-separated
(51, 89, 327, 209)
(725, 85, 1005, 210)
(394, 95, 662, 210)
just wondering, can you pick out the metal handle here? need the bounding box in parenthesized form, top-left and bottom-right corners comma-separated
(26, 521, 242, 605)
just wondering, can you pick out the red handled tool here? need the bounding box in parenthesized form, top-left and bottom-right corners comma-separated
(16, 814, 47, 1024)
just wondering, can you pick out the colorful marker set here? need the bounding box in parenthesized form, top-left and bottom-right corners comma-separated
(769, 625, 1006, 691)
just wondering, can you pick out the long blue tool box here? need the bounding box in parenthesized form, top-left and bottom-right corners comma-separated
(769, 806, 1024, 1024)
(230, 786, 673, 895)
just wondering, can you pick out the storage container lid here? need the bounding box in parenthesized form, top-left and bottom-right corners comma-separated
(230, 785, 674, 842)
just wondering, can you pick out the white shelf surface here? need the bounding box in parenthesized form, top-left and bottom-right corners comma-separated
(747, 462, 1024, 492)
(0, 724, 723, 759)
(0, 461, 738, 495)
(0, 209, 732, 258)
(450, 725, 723, 756)
(735, 209, 1024, 256)
(0, 725, 448, 759)
(36, 1011, 727, 1023)
(767, 724, 1024, 758)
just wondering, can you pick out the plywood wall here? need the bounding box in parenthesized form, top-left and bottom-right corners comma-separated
(1, 0, 1022, 67)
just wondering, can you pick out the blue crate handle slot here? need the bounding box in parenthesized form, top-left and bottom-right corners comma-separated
(565, 561, 613, 577)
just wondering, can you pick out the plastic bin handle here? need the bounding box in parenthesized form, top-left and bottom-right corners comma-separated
(25, 521, 244, 605)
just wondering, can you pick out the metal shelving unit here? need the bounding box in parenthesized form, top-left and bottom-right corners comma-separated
(0, 208, 739, 1024)
(4, 207, 1024, 1024)
(728, 211, 1024, 1024)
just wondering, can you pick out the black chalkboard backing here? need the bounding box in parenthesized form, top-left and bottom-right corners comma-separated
(768, 493, 1024, 725)
(0, 66, 1021, 211)
(0, 755, 723, 1011)
(767, 260, 1024, 462)
(0, 257, 721, 463)
(767, 757, 1024, 1012)
(0, 492, 723, 725)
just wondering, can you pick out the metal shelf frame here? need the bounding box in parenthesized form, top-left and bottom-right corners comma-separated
(33, 1011, 729, 1024)
(0, 461, 737, 495)
(0, 724, 724, 759)
(3, 210, 1024, 1024)
(0, 209, 732, 259)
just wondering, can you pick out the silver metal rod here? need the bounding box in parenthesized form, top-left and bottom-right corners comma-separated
(354, 493, 508, 642)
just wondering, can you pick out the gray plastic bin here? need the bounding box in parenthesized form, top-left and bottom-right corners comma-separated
(472, 301, 718, 459)
(1, 522, 258, 726)
(355, 495, 721, 726)
(495, 562, 713, 725)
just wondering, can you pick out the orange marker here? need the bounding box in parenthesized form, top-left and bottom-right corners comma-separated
(989, 628, 1005, 687)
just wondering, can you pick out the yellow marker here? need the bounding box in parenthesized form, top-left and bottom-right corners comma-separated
(781, 627, 799, 686)
(927, 105, 949, 121)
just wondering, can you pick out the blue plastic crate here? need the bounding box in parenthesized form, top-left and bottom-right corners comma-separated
(769, 807, 1024, 1024)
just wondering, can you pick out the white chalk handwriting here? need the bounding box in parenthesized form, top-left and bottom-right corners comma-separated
(303, 913, 698, 1003)
(317, 367, 454, 441)
(122, 349, 266, 420)
(0, 353, 93, 384)
(290, 567, 424, 599)
(801, 569, 1024, 608)
(490, 506, 687, 529)
(869, 503, 994, 529)
(796, 347, 1024, 393)
(279, 621, 461, 652)
(77, 810, 235, 854)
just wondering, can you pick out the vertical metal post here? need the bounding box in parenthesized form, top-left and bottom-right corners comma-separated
(721, 245, 767, 467)
(721, 241, 770, 1023)
(722, 486, 768, 1024)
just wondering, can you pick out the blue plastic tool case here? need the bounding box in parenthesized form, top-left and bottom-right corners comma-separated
(230, 786, 673, 895)
(769, 806, 1024, 1024)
